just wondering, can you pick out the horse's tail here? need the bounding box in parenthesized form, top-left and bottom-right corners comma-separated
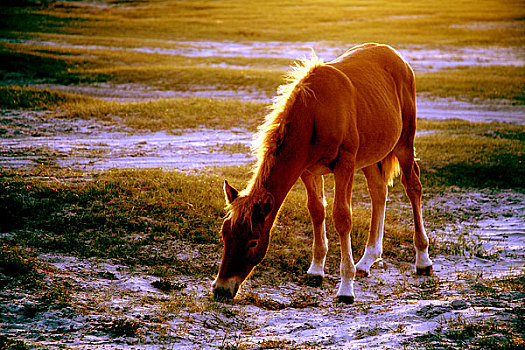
(381, 152, 401, 186)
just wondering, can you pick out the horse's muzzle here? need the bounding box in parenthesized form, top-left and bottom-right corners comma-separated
(212, 278, 240, 301)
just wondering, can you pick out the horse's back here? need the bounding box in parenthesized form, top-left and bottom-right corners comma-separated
(330, 43, 414, 84)
(328, 43, 415, 110)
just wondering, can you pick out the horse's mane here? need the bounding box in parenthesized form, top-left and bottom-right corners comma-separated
(228, 53, 323, 224)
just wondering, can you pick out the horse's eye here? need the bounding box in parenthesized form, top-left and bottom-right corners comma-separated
(247, 240, 258, 248)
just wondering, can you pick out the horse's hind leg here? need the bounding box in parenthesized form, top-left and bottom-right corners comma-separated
(394, 144, 433, 275)
(356, 164, 388, 277)
(302, 172, 328, 287)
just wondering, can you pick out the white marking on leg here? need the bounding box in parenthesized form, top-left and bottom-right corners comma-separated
(336, 234, 355, 299)
(415, 214, 433, 268)
(356, 206, 385, 275)
(307, 221, 328, 277)
(416, 246, 432, 268)
(307, 223, 328, 277)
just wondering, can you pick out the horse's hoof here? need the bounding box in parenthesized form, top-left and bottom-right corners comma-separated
(336, 295, 355, 304)
(355, 268, 369, 278)
(305, 274, 323, 287)
(416, 265, 433, 276)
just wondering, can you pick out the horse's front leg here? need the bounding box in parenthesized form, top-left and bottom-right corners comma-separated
(302, 172, 327, 287)
(332, 158, 357, 304)
(356, 164, 388, 277)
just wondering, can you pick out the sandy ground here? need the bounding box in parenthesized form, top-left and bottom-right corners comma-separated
(0, 110, 254, 171)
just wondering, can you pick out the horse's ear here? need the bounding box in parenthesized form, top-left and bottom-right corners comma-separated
(253, 193, 274, 223)
(223, 180, 239, 205)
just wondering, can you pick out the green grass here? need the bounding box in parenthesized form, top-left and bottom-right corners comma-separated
(68, 97, 267, 131)
(2, 35, 524, 106)
(0, 0, 523, 287)
(417, 66, 525, 104)
(416, 122, 525, 189)
(1, 0, 523, 46)
(0, 335, 30, 350)
(0, 86, 268, 130)
(2, 50, 523, 107)
(0, 243, 41, 283)
(0, 86, 92, 109)
(0, 169, 226, 265)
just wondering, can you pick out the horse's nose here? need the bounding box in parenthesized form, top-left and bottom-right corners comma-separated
(212, 278, 239, 301)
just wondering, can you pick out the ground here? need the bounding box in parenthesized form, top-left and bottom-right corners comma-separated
(0, 1, 524, 349)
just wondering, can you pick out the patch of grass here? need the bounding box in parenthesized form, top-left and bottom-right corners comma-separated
(0, 243, 38, 278)
(158, 292, 234, 317)
(431, 231, 500, 260)
(414, 276, 442, 300)
(0, 121, 522, 282)
(40, 281, 72, 308)
(0, 335, 30, 350)
(214, 143, 252, 155)
(86, 65, 283, 94)
(0, 243, 44, 289)
(0, 44, 107, 83)
(417, 65, 525, 104)
(492, 274, 525, 292)
(416, 122, 525, 190)
(66, 97, 267, 131)
(409, 274, 525, 349)
(0, 86, 92, 109)
(0, 169, 226, 266)
(0, 86, 268, 131)
(255, 339, 298, 350)
(1, 1, 523, 109)
(151, 278, 186, 293)
(5, 45, 524, 106)
(472, 274, 525, 296)
(103, 318, 143, 338)
(413, 313, 525, 350)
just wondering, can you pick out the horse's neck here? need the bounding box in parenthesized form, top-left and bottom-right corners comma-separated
(250, 97, 314, 218)
(265, 159, 302, 207)
(252, 139, 311, 215)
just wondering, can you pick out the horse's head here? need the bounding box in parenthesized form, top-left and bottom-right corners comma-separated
(212, 180, 274, 300)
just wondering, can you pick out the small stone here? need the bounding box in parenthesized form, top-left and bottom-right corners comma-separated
(416, 304, 450, 318)
(450, 300, 468, 310)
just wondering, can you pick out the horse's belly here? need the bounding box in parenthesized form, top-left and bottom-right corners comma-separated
(354, 120, 402, 168)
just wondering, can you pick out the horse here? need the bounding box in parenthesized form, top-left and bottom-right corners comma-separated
(212, 43, 433, 304)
